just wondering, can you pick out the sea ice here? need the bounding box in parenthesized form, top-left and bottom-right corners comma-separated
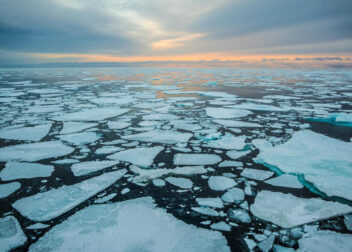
(196, 198, 224, 208)
(214, 120, 262, 128)
(0, 162, 54, 180)
(0, 141, 74, 162)
(29, 197, 230, 252)
(122, 130, 192, 144)
(70, 160, 119, 176)
(206, 133, 246, 150)
(59, 132, 100, 145)
(250, 190, 352, 228)
(255, 130, 352, 200)
(53, 107, 129, 121)
(0, 182, 21, 198)
(228, 208, 251, 223)
(208, 176, 237, 191)
(298, 230, 352, 252)
(165, 177, 193, 189)
(60, 122, 97, 134)
(174, 154, 221, 165)
(0, 216, 27, 252)
(13, 170, 126, 221)
(191, 207, 219, 217)
(210, 222, 231, 232)
(264, 174, 303, 189)
(240, 168, 274, 181)
(221, 188, 244, 203)
(0, 124, 52, 141)
(226, 150, 250, 159)
(108, 147, 163, 167)
(206, 107, 252, 119)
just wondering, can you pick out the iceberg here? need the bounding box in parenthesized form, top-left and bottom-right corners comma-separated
(13, 170, 126, 221)
(29, 197, 229, 252)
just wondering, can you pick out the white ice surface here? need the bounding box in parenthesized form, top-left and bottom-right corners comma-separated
(240, 168, 274, 181)
(0, 216, 27, 252)
(0, 124, 52, 141)
(264, 174, 303, 189)
(60, 122, 97, 134)
(165, 177, 193, 189)
(53, 107, 129, 121)
(208, 176, 237, 191)
(122, 130, 192, 144)
(108, 147, 163, 167)
(71, 160, 119, 176)
(0, 162, 54, 181)
(206, 107, 252, 119)
(174, 154, 221, 166)
(0, 182, 21, 198)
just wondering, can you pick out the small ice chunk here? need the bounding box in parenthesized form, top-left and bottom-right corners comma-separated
(228, 208, 251, 223)
(71, 160, 119, 176)
(26, 223, 50, 230)
(196, 198, 224, 208)
(206, 107, 252, 119)
(264, 174, 303, 189)
(250, 190, 352, 228)
(0, 182, 21, 198)
(121, 188, 130, 194)
(208, 176, 237, 191)
(210, 222, 231, 232)
(0, 216, 27, 252)
(108, 146, 163, 167)
(298, 230, 352, 252)
(122, 130, 192, 144)
(94, 193, 117, 204)
(191, 207, 219, 217)
(0, 162, 54, 181)
(0, 141, 74, 162)
(165, 177, 193, 189)
(241, 168, 274, 181)
(152, 179, 165, 187)
(13, 170, 127, 221)
(0, 124, 52, 141)
(344, 214, 352, 231)
(258, 234, 275, 252)
(174, 154, 221, 165)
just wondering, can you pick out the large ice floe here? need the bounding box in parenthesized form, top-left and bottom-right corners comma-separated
(255, 130, 352, 200)
(29, 197, 230, 252)
(250, 190, 352, 228)
(0, 216, 27, 252)
(108, 146, 163, 167)
(122, 130, 192, 144)
(0, 141, 74, 162)
(53, 107, 129, 121)
(13, 170, 126, 221)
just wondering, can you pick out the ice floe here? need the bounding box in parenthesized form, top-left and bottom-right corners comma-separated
(206, 107, 252, 119)
(53, 107, 129, 121)
(122, 130, 192, 144)
(0, 216, 27, 252)
(255, 130, 352, 200)
(59, 132, 100, 145)
(174, 154, 221, 165)
(108, 147, 163, 167)
(196, 197, 224, 208)
(13, 170, 126, 221)
(241, 168, 274, 181)
(0, 124, 52, 141)
(0, 162, 54, 180)
(0, 182, 21, 198)
(60, 122, 97, 134)
(29, 197, 229, 252)
(165, 177, 193, 189)
(264, 174, 303, 189)
(205, 133, 246, 150)
(208, 176, 237, 191)
(250, 190, 352, 228)
(0, 141, 74, 162)
(70, 160, 119, 176)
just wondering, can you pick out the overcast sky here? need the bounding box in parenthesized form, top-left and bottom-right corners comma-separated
(1, 0, 352, 66)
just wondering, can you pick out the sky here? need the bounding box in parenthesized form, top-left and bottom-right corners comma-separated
(1, 0, 352, 68)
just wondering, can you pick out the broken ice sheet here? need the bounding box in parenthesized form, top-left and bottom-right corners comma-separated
(0, 182, 21, 198)
(208, 176, 237, 191)
(165, 176, 193, 189)
(241, 168, 274, 181)
(206, 107, 252, 119)
(174, 154, 221, 165)
(53, 107, 130, 121)
(205, 133, 246, 150)
(264, 174, 303, 189)
(255, 130, 352, 200)
(13, 170, 126, 221)
(250, 190, 352, 228)
(59, 132, 100, 145)
(60, 122, 97, 134)
(108, 146, 163, 167)
(29, 197, 230, 252)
